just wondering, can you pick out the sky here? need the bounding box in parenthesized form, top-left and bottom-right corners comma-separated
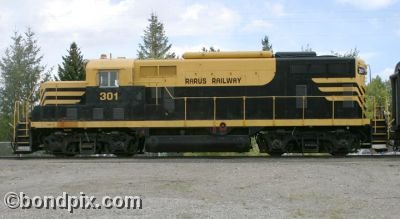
(0, 0, 399, 80)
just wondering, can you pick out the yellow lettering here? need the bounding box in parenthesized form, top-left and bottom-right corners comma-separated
(99, 92, 107, 101)
(99, 92, 119, 101)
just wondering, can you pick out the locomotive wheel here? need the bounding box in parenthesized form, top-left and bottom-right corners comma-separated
(114, 139, 138, 157)
(329, 137, 352, 156)
(330, 147, 349, 157)
(64, 143, 78, 156)
(266, 139, 286, 156)
(125, 140, 139, 156)
(329, 148, 349, 157)
(256, 132, 287, 156)
(98, 143, 111, 154)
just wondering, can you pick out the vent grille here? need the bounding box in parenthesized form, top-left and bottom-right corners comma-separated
(140, 66, 157, 77)
(66, 108, 77, 120)
(140, 66, 176, 77)
(113, 108, 124, 120)
(159, 66, 177, 76)
(93, 108, 104, 120)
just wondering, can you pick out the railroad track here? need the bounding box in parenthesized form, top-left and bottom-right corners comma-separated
(2, 142, 400, 159)
(1, 153, 400, 159)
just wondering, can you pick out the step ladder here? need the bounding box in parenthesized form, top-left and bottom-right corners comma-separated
(371, 119, 388, 144)
(371, 119, 388, 152)
(11, 101, 32, 153)
(13, 121, 31, 153)
(371, 104, 389, 152)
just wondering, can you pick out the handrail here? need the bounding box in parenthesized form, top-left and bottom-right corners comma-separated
(11, 85, 37, 151)
(165, 87, 376, 119)
(165, 87, 364, 100)
(25, 101, 29, 136)
(177, 94, 371, 127)
(11, 99, 32, 147)
(12, 101, 19, 143)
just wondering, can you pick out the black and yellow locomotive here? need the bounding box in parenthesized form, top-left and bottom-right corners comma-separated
(12, 51, 373, 156)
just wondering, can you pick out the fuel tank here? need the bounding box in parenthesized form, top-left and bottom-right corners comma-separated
(145, 135, 251, 152)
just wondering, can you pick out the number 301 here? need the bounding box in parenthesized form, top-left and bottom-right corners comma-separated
(99, 92, 118, 101)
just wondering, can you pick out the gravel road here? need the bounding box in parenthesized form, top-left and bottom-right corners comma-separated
(1, 157, 400, 218)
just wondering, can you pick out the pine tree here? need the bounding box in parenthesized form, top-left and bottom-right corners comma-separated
(365, 76, 391, 118)
(137, 13, 175, 59)
(201, 46, 220, 52)
(0, 28, 50, 140)
(22, 29, 51, 102)
(0, 32, 24, 119)
(56, 42, 86, 81)
(261, 35, 273, 51)
(331, 47, 359, 58)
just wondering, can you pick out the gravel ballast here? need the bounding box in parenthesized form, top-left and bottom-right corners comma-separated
(1, 157, 400, 218)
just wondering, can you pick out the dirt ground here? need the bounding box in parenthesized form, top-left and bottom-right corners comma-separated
(1, 157, 400, 218)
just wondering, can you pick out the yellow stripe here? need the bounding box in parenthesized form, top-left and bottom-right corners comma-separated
(312, 78, 357, 83)
(312, 77, 366, 95)
(318, 87, 365, 105)
(31, 119, 370, 129)
(42, 100, 80, 105)
(42, 91, 85, 97)
(325, 96, 362, 108)
(318, 87, 358, 93)
(40, 91, 85, 103)
(40, 81, 87, 89)
(39, 82, 86, 104)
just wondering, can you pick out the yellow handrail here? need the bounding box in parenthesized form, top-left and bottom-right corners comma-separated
(12, 101, 19, 143)
(171, 95, 369, 127)
(12, 99, 31, 145)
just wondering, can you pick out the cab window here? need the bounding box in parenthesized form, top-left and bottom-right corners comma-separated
(99, 71, 118, 87)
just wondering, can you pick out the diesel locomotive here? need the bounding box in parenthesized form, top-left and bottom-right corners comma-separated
(12, 51, 378, 156)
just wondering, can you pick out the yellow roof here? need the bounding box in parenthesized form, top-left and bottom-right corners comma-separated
(86, 59, 135, 70)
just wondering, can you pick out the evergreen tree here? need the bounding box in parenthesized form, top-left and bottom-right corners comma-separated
(137, 13, 175, 59)
(56, 42, 86, 81)
(365, 76, 391, 119)
(331, 47, 359, 58)
(261, 35, 273, 51)
(0, 28, 50, 140)
(201, 46, 220, 52)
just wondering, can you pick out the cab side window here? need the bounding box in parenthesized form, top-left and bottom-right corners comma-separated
(99, 71, 118, 87)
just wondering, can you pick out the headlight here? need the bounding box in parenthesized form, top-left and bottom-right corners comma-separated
(358, 66, 367, 75)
